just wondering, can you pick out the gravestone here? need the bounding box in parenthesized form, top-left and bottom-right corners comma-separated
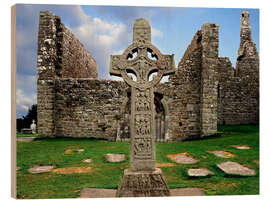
(110, 18, 175, 197)
(30, 120, 37, 134)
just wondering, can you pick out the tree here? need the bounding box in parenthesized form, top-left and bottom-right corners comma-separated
(16, 104, 37, 132)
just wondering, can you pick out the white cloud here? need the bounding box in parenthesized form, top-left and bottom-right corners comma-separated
(16, 75, 37, 117)
(152, 27, 163, 37)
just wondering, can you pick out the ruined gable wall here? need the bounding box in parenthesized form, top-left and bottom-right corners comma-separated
(37, 11, 97, 80)
(37, 11, 98, 138)
(217, 57, 259, 125)
(156, 30, 202, 141)
(54, 79, 128, 140)
(217, 11, 259, 125)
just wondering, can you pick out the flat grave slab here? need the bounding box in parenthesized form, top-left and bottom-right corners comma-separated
(17, 137, 36, 142)
(188, 167, 214, 177)
(52, 167, 91, 174)
(231, 145, 251, 149)
(80, 188, 116, 198)
(105, 153, 126, 162)
(156, 163, 175, 167)
(64, 148, 84, 154)
(167, 152, 199, 164)
(82, 158, 93, 163)
(217, 161, 256, 176)
(28, 165, 55, 174)
(208, 150, 235, 158)
(170, 188, 205, 196)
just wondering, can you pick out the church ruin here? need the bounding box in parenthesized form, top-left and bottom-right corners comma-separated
(37, 10, 259, 142)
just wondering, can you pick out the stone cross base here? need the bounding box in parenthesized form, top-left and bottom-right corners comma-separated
(116, 168, 170, 197)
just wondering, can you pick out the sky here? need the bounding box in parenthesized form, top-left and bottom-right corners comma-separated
(15, 4, 259, 118)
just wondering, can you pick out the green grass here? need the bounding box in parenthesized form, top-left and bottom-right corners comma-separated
(16, 125, 259, 199)
(17, 133, 38, 137)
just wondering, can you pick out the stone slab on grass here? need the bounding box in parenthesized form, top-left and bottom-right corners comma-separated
(80, 188, 116, 198)
(217, 161, 256, 176)
(232, 145, 251, 149)
(156, 163, 175, 167)
(65, 148, 85, 154)
(82, 158, 93, 163)
(52, 167, 91, 174)
(188, 167, 214, 177)
(79, 188, 205, 198)
(28, 165, 55, 174)
(17, 137, 36, 142)
(208, 150, 235, 158)
(105, 153, 126, 162)
(167, 152, 199, 164)
(170, 188, 205, 196)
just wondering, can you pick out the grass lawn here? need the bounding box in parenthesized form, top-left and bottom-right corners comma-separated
(16, 125, 259, 199)
(17, 133, 38, 137)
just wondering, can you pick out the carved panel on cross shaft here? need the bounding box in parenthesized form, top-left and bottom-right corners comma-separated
(134, 137, 152, 159)
(135, 89, 151, 112)
(135, 114, 151, 136)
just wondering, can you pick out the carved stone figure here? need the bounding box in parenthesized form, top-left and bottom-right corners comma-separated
(110, 18, 175, 197)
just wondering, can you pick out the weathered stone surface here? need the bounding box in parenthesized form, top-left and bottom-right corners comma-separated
(52, 167, 91, 174)
(116, 168, 170, 197)
(156, 163, 175, 167)
(217, 161, 256, 176)
(30, 120, 37, 134)
(79, 187, 205, 198)
(208, 150, 235, 158)
(110, 18, 172, 197)
(217, 11, 259, 125)
(37, 11, 98, 139)
(105, 153, 126, 163)
(167, 153, 199, 164)
(17, 137, 36, 142)
(64, 148, 84, 154)
(232, 145, 251, 149)
(28, 165, 55, 174)
(21, 128, 33, 134)
(187, 167, 214, 177)
(80, 188, 116, 198)
(82, 158, 93, 163)
(170, 188, 205, 196)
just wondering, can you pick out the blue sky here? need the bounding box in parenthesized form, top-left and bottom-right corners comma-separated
(16, 4, 259, 118)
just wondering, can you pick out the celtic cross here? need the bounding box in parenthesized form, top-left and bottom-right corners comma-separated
(110, 18, 176, 171)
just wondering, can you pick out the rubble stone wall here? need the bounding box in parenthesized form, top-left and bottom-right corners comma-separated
(157, 30, 203, 141)
(54, 79, 128, 140)
(37, 11, 98, 138)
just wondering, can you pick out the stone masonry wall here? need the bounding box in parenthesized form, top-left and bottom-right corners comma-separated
(37, 11, 98, 138)
(54, 79, 128, 140)
(156, 30, 202, 141)
(217, 11, 259, 125)
(217, 57, 259, 125)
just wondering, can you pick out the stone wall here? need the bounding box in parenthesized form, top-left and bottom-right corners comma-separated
(37, 11, 98, 80)
(217, 11, 259, 125)
(37, 11, 98, 138)
(54, 79, 128, 140)
(157, 30, 202, 141)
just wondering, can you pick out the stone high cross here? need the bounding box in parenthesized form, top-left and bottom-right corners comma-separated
(110, 18, 175, 197)
(110, 18, 175, 172)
